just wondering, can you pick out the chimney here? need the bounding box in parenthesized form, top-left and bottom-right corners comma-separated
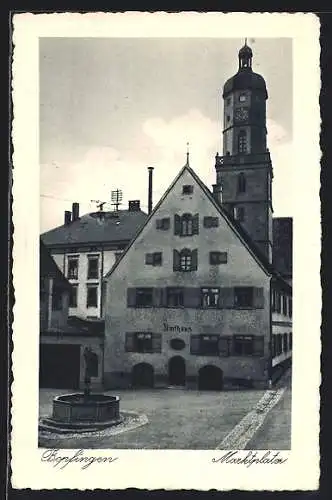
(128, 200, 140, 212)
(64, 210, 71, 225)
(148, 167, 154, 215)
(72, 202, 79, 221)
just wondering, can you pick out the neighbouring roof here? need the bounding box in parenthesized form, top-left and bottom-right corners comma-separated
(104, 164, 291, 293)
(41, 209, 148, 247)
(40, 239, 71, 290)
(272, 218, 293, 279)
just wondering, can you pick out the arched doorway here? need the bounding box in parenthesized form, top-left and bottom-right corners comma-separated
(198, 365, 223, 391)
(132, 363, 154, 388)
(168, 356, 186, 386)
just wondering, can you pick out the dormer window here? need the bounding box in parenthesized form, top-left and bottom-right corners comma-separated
(182, 185, 193, 195)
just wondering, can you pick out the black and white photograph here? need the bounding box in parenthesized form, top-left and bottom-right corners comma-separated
(11, 12, 320, 491)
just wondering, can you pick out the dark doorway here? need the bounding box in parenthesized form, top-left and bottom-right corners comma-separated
(39, 343, 80, 389)
(132, 363, 154, 388)
(168, 356, 186, 386)
(198, 365, 223, 391)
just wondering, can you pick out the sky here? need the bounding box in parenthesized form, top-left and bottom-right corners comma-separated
(39, 37, 293, 233)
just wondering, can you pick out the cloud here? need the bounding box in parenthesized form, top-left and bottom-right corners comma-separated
(40, 110, 293, 233)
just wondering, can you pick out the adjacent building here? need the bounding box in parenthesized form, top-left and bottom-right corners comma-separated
(41, 201, 148, 320)
(39, 240, 104, 389)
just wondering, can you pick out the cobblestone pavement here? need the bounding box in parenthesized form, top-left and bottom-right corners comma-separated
(39, 388, 265, 449)
(245, 368, 292, 450)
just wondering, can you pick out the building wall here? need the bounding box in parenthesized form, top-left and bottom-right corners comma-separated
(104, 169, 271, 389)
(271, 284, 292, 374)
(40, 335, 104, 389)
(51, 248, 123, 319)
(39, 276, 70, 331)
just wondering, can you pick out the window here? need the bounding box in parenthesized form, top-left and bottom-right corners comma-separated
(201, 288, 220, 308)
(233, 335, 254, 356)
(173, 249, 198, 272)
(86, 285, 98, 308)
(282, 295, 288, 316)
(200, 335, 220, 355)
(69, 285, 78, 308)
(283, 333, 288, 352)
(239, 93, 247, 102)
(67, 257, 78, 280)
(135, 288, 153, 307)
(289, 332, 292, 350)
(237, 173, 246, 193)
(52, 286, 63, 311)
(87, 255, 99, 279)
(238, 130, 247, 153)
(166, 287, 184, 307)
(180, 251, 192, 271)
(145, 252, 162, 266)
(203, 216, 219, 228)
(233, 206, 245, 221)
(125, 332, 162, 353)
(174, 213, 199, 236)
(226, 115, 230, 123)
(272, 336, 276, 357)
(182, 185, 193, 195)
(234, 287, 254, 307)
(226, 97, 231, 106)
(209, 251, 228, 265)
(289, 298, 293, 318)
(156, 217, 170, 230)
(181, 214, 193, 236)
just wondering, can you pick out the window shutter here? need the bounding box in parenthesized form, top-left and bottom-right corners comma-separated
(203, 217, 211, 228)
(218, 337, 230, 356)
(156, 219, 162, 229)
(212, 217, 219, 227)
(190, 335, 201, 354)
(191, 249, 198, 271)
(145, 253, 154, 265)
(152, 333, 162, 353)
(253, 336, 264, 356)
(163, 218, 170, 230)
(125, 332, 135, 352)
(152, 287, 163, 307)
(253, 287, 264, 308)
(127, 288, 137, 307)
(183, 287, 201, 308)
(192, 214, 199, 235)
(174, 214, 181, 235)
(218, 287, 235, 308)
(173, 249, 180, 271)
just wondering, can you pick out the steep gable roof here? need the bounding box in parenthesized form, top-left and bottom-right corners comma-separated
(41, 209, 148, 247)
(104, 164, 291, 291)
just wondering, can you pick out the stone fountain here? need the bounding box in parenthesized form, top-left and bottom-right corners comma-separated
(39, 347, 121, 434)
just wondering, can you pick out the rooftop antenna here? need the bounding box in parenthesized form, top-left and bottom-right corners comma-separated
(111, 189, 123, 212)
(91, 199, 107, 211)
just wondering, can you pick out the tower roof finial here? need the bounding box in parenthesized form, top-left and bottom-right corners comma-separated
(186, 142, 190, 166)
(245, 37, 247, 46)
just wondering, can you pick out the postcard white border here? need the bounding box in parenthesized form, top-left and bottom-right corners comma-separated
(11, 12, 321, 490)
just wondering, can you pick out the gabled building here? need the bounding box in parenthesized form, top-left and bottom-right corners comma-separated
(41, 200, 148, 320)
(102, 41, 292, 391)
(103, 162, 291, 390)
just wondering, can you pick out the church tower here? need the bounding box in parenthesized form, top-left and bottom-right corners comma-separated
(213, 41, 273, 263)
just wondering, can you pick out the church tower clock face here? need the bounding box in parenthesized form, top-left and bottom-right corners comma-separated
(234, 107, 249, 122)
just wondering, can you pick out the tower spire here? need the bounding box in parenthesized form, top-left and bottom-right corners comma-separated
(185, 142, 190, 166)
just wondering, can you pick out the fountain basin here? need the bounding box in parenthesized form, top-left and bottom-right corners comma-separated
(52, 393, 120, 423)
